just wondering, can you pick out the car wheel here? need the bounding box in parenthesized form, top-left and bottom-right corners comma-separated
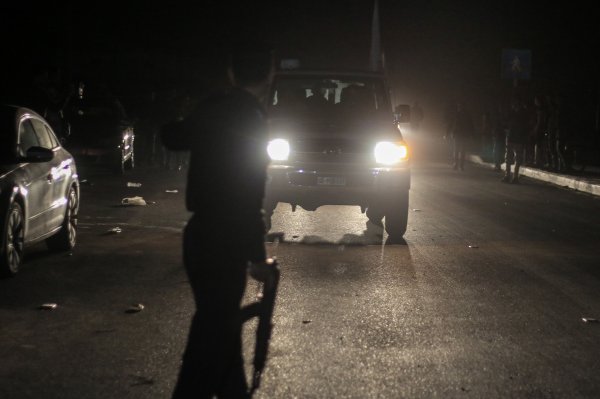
(1, 202, 25, 277)
(384, 191, 409, 238)
(46, 186, 79, 251)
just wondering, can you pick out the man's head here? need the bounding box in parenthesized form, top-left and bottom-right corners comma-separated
(229, 41, 275, 91)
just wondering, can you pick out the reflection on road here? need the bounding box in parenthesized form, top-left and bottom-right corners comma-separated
(267, 203, 408, 246)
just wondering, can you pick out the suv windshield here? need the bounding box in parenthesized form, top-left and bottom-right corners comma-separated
(269, 75, 390, 122)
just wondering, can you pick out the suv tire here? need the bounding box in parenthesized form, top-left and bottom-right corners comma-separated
(384, 191, 409, 238)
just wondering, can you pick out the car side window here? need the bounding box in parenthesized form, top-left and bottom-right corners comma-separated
(44, 124, 60, 148)
(18, 119, 40, 156)
(30, 118, 55, 149)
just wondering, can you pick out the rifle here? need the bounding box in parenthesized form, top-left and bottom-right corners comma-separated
(242, 258, 280, 397)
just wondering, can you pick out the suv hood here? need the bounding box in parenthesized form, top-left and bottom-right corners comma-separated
(269, 117, 402, 141)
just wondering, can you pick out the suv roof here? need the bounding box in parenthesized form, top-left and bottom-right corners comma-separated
(275, 69, 386, 78)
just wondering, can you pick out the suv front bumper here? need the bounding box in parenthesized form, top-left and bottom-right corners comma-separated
(265, 163, 410, 210)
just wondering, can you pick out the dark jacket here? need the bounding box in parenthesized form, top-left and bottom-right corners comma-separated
(161, 88, 269, 261)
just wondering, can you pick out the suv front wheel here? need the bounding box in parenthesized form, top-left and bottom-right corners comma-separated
(383, 191, 409, 238)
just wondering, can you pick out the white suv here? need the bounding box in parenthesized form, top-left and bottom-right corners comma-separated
(264, 70, 411, 238)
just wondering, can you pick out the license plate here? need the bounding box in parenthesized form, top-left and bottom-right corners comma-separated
(317, 176, 346, 186)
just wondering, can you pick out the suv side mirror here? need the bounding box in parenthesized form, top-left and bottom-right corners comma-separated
(394, 104, 411, 123)
(24, 146, 54, 163)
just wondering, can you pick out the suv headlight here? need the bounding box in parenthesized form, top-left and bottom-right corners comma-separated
(374, 141, 408, 165)
(267, 138, 290, 161)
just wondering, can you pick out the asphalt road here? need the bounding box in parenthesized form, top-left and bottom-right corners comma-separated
(1, 151, 600, 399)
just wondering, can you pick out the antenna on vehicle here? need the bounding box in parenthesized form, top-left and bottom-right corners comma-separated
(369, 0, 385, 72)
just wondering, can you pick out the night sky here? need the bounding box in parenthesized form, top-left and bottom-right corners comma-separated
(2, 1, 599, 124)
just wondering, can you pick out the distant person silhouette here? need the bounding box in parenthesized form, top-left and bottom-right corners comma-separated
(502, 95, 529, 184)
(491, 102, 508, 172)
(305, 82, 330, 108)
(546, 94, 570, 172)
(274, 86, 306, 116)
(531, 94, 548, 167)
(411, 101, 424, 132)
(161, 41, 275, 398)
(450, 101, 474, 170)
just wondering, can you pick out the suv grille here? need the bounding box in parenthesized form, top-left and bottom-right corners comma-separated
(292, 138, 371, 163)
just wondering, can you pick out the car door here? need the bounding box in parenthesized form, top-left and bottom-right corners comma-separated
(17, 118, 50, 241)
(30, 117, 71, 231)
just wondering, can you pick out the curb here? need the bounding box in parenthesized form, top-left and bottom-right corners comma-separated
(467, 154, 600, 197)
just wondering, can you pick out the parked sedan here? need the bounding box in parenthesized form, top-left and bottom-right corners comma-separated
(63, 88, 135, 174)
(0, 105, 80, 276)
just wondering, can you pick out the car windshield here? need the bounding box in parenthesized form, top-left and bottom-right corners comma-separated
(268, 75, 390, 122)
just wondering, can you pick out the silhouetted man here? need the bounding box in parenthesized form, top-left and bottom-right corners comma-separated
(450, 101, 474, 170)
(502, 95, 529, 184)
(411, 101, 424, 132)
(161, 42, 274, 398)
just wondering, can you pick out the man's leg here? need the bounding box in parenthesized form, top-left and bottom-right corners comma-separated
(173, 218, 248, 398)
(493, 137, 502, 170)
(502, 140, 513, 182)
(459, 139, 466, 170)
(219, 339, 249, 398)
(452, 137, 459, 169)
(512, 143, 524, 183)
(556, 139, 567, 171)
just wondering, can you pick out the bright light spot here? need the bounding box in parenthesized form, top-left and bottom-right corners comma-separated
(374, 141, 408, 165)
(267, 139, 290, 161)
(50, 197, 68, 210)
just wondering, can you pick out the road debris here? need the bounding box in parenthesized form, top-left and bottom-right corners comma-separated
(127, 182, 142, 187)
(412, 208, 422, 212)
(121, 196, 147, 206)
(107, 227, 122, 234)
(125, 304, 145, 313)
(39, 303, 58, 310)
(165, 189, 178, 193)
(582, 317, 599, 323)
(302, 320, 312, 324)
(468, 245, 479, 249)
